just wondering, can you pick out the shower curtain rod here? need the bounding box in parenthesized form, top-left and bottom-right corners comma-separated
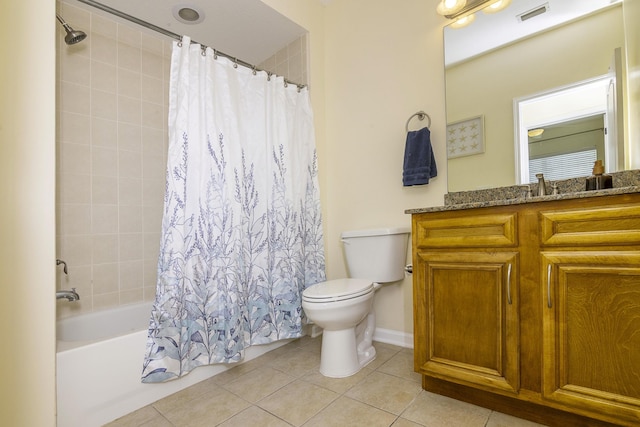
(75, 0, 306, 89)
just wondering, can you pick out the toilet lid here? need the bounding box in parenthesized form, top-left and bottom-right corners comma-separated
(303, 278, 374, 302)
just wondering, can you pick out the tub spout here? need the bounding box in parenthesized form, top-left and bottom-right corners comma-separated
(57, 288, 80, 301)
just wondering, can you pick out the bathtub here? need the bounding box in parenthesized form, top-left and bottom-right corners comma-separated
(56, 301, 291, 427)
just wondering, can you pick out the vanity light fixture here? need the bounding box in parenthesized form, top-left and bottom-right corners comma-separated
(436, 0, 467, 17)
(438, 0, 511, 19)
(528, 128, 545, 138)
(450, 14, 476, 29)
(482, 0, 512, 14)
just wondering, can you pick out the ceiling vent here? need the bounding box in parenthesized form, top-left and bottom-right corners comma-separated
(517, 3, 549, 22)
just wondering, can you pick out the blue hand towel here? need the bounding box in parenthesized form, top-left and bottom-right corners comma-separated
(403, 127, 437, 186)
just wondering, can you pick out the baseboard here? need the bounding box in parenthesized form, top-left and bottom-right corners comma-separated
(373, 328, 414, 349)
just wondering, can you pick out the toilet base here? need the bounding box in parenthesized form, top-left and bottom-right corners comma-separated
(318, 312, 377, 378)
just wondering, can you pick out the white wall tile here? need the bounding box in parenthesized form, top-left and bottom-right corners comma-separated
(92, 234, 119, 264)
(91, 118, 117, 148)
(92, 205, 119, 234)
(92, 175, 118, 204)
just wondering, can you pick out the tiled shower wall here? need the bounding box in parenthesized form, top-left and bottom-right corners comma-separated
(56, 1, 171, 318)
(258, 34, 309, 87)
(56, 1, 309, 319)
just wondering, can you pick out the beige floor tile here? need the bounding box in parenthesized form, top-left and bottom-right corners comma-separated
(218, 405, 291, 427)
(374, 341, 404, 352)
(258, 379, 338, 426)
(210, 362, 260, 385)
(392, 418, 425, 427)
(377, 350, 422, 383)
(155, 386, 250, 427)
(224, 366, 295, 403)
(108, 337, 554, 427)
(401, 390, 491, 427)
(292, 334, 322, 352)
(151, 376, 219, 413)
(104, 405, 172, 427)
(365, 342, 402, 370)
(267, 346, 321, 377)
(303, 395, 397, 427)
(212, 341, 298, 385)
(345, 371, 422, 415)
(302, 366, 372, 394)
(486, 411, 549, 427)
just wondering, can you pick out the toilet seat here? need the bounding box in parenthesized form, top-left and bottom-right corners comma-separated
(303, 278, 374, 303)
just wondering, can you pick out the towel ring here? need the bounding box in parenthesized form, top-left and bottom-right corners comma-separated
(406, 111, 431, 133)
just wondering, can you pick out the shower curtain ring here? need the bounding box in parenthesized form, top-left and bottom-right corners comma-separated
(213, 50, 218, 60)
(233, 58, 238, 68)
(201, 46, 206, 56)
(252, 66, 257, 75)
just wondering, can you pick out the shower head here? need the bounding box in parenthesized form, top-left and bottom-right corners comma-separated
(56, 14, 87, 45)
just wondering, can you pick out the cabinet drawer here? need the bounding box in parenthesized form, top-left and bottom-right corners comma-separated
(415, 213, 517, 248)
(540, 204, 640, 246)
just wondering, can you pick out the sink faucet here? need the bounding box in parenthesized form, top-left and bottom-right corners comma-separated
(536, 173, 547, 196)
(56, 288, 80, 301)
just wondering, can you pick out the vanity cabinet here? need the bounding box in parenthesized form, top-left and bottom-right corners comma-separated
(411, 193, 640, 426)
(413, 213, 520, 395)
(540, 204, 640, 424)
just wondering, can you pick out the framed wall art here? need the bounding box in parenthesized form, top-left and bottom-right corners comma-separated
(446, 115, 484, 159)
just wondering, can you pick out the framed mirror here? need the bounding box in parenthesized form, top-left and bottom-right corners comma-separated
(444, 0, 627, 192)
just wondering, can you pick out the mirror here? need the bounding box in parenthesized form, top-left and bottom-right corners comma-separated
(444, 0, 627, 192)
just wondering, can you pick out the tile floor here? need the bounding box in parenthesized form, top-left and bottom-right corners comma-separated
(106, 336, 547, 427)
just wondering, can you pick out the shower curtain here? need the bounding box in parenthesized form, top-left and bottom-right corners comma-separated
(142, 37, 325, 383)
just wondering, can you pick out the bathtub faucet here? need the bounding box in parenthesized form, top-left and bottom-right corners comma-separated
(57, 288, 80, 302)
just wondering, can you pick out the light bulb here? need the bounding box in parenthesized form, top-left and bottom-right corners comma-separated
(450, 13, 476, 29)
(483, 0, 512, 14)
(436, 0, 467, 16)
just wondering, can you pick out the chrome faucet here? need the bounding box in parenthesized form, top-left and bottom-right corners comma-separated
(536, 173, 547, 196)
(56, 288, 80, 301)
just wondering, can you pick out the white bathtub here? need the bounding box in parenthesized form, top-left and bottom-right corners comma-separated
(56, 302, 290, 427)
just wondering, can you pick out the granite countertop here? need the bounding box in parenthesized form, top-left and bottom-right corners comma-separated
(405, 170, 640, 215)
(405, 186, 640, 214)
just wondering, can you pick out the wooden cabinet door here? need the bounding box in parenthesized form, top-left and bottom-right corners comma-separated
(414, 251, 519, 395)
(542, 251, 640, 425)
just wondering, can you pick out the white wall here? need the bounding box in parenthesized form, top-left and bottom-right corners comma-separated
(0, 0, 57, 425)
(266, 0, 449, 336)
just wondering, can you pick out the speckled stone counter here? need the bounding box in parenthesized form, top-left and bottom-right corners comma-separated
(405, 169, 640, 214)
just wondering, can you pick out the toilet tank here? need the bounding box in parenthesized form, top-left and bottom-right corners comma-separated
(341, 227, 410, 283)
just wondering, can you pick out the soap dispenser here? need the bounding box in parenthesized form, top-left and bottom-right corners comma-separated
(585, 160, 613, 191)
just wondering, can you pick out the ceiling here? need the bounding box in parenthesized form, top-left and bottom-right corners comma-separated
(71, 0, 307, 65)
(70, 0, 621, 69)
(445, 0, 622, 66)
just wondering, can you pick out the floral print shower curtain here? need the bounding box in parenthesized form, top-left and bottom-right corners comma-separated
(142, 37, 325, 383)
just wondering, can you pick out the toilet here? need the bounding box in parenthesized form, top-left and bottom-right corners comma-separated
(302, 227, 410, 378)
